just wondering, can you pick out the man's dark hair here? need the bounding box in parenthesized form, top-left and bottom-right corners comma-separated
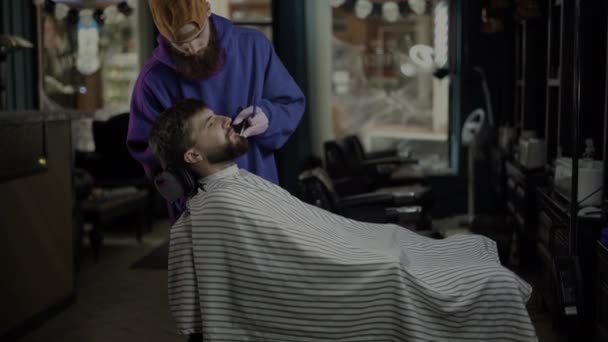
(149, 98, 207, 169)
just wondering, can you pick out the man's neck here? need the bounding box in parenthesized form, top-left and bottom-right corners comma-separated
(194, 161, 236, 178)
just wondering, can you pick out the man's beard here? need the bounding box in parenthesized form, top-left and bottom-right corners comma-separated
(169, 23, 224, 80)
(206, 132, 249, 164)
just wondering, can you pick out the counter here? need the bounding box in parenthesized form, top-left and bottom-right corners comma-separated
(0, 110, 91, 339)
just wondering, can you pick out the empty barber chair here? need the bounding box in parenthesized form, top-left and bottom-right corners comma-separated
(324, 135, 417, 195)
(297, 167, 432, 232)
(324, 135, 434, 214)
(74, 113, 153, 262)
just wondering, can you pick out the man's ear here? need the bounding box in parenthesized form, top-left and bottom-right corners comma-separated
(184, 147, 204, 165)
(206, 1, 211, 17)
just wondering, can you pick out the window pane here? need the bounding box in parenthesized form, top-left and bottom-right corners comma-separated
(210, 0, 272, 23)
(210, 0, 272, 39)
(331, 0, 450, 173)
(239, 25, 273, 41)
(38, 0, 140, 115)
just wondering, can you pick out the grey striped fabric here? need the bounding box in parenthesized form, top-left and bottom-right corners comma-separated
(168, 165, 537, 341)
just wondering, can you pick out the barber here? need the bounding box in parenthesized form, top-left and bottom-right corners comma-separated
(127, 0, 305, 220)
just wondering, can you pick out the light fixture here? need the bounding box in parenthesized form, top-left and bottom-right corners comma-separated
(355, 0, 373, 19)
(330, 0, 347, 8)
(54, 3, 69, 20)
(382, 2, 400, 22)
(409, 0, 427, 15)
(409, 44, 434, 69)
(433, 0, 448, 67)
(400, 63, 416, 77)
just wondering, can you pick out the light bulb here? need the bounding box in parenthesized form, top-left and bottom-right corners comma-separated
(383, 2, 400, 22)
(409, 0, 427, 15)
(355, 0, 373, 19)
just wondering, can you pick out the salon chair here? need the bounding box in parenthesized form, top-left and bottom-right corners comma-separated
(73, 168, 94, 272)
(74, 113, 153, 262)
(75, 113, 148, 188)
(324, 135, 418, 195)
(297, 167, 432, 232)
(324, 135, 434, 213)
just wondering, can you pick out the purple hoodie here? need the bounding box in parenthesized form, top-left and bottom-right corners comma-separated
(127, 15, 305, 218)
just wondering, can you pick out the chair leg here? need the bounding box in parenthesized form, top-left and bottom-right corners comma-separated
(73, 207, 84, 273)
(89, 223, 103, 263)
(136, 211, 145, 243)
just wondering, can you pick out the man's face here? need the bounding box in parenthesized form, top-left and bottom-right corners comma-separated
(169, 20, 222, 80)
(189, 108, 249, 164)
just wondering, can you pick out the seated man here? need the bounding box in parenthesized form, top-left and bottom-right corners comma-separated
(149, 99, 537, 342)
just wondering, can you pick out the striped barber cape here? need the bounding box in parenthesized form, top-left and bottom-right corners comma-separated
(168, 165, 536, 341)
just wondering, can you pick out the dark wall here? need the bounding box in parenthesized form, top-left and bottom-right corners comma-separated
(272, 0, 312, 194)
(0, 1, 38, 110)
(427, 0, 516, 218)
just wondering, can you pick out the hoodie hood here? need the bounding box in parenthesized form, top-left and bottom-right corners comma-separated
(152, 14, 233, 72)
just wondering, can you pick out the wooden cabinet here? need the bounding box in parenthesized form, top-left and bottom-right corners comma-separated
(0, 111, 89, 340)
(536, 187, 603, 334)
(597, 241, 608, 341)
(504, 160, 544, 268)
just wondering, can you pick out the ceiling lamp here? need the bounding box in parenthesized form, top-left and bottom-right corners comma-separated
(382, 2, 400, 22)
(355, 0, 373, 19)
(409, 0, 427, 15)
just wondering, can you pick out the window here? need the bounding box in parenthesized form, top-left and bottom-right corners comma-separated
(331, 0, 450, 173)
(209, 0, 273, 40)
(36, 0, 140, 116)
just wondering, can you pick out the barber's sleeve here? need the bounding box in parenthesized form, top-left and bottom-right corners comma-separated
(254, 39, 306, 151)
(127, 83, 164, 180)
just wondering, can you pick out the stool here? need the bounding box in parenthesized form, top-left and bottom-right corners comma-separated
(81, 189, 150, 263)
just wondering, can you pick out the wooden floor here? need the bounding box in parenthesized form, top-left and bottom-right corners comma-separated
(16, 218, 565, 342)
(18, 219, 183, 342)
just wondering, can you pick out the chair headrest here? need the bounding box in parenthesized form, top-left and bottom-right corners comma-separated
(298, 167, 336, 195)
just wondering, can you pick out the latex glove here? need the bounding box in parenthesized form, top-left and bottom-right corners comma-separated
(232, 106, 269, 138)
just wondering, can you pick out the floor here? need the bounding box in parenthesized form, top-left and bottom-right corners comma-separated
(17, 217, 565, 342)
(18, 218, 184, 342)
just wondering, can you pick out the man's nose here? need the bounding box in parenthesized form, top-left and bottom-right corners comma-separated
(221, 116, 231, 128)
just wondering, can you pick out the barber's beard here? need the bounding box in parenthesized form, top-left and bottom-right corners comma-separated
(206, 132, 249, 164)
(170, 25, 224, 80)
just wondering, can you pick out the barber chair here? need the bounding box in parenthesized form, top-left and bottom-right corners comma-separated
(297, 167, 432, 232)
(74, 113, 154, 262)
(324, 135, 434, 214)
(324, 135, 418, 195)
(76, 113, 149, 188)
(73, 168, 94, 272)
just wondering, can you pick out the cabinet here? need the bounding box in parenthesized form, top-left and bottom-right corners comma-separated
(504, 160, 544, 268)
(597, 241, 608, 341)
(0, 111, 89, 339)
(536, 188, 602, 331)
(506, 0, 608, 337)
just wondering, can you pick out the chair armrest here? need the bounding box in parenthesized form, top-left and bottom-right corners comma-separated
(385, 206, 422, 222)
(338, 192, 395, 209)
(360, 157, 418, 176)
(365, 149, 399, 160)
(375, 185, 434, 207)
(361, 156, 418, 167)
(332, 176, 374, 196)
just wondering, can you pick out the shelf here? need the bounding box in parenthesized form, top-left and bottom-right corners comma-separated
(547, 78, 560, 87)
(554, 0, 562, 7)
(234, 20, 272, 26)
(516, 80, 524, 87)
